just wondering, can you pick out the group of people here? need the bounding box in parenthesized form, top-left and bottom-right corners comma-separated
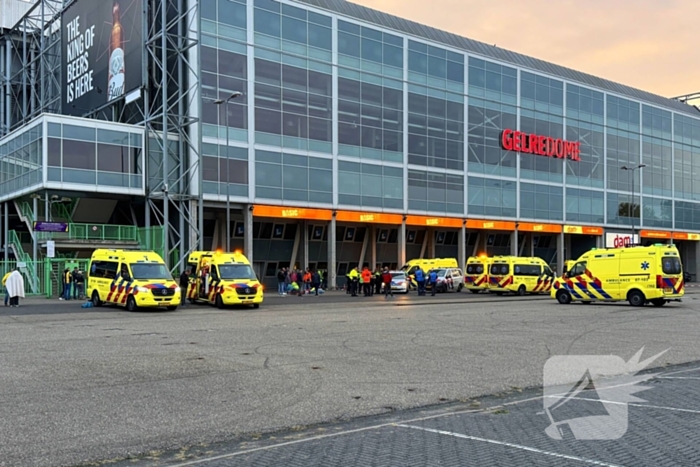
(59, 267, 85, 301)
(345, 267, 397, 298)
(276, 267, 328, 297)
(411, 267, 440, 296)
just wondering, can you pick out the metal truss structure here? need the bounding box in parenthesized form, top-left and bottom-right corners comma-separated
(0, 0, 204, 272)
(1, 0, 63, 135)
(671, 92, 700, 111)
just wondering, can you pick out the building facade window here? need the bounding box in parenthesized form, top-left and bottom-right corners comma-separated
(566, 120, 604, 189)
(606, 128, 641, 192)
(408, 40, 463, 92)
(407, 87, 463, 170)
(520, 182, 563, 221)
(338, 21, 403, 79)
(642, 196, 672, 228)
(565, 188, 604, 223)
(676, 201, 700, 231)
(607, 192, 639, 227)
(201, 143, 248, 197)
(408, 169, 463, 214)
(338, 161, 403, 209)
(254, 57, 332, 152)
(468, 98, 517, 178)
(255, 150, 332, 203)
(337, 77, 403, 162)
(467, 176, 516, 218)
(468, 57, 517, 105)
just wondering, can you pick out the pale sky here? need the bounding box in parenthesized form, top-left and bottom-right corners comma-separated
(355, 0, 699, 101)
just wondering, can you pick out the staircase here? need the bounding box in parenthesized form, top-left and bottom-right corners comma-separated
(7, 230, 40, 293)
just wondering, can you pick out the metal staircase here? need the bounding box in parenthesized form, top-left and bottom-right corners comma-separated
(7, 230, 40, 293)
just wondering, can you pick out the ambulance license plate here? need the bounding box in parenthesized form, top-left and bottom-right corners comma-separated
(242, 300, 253, 304)
(664, 287, 673, 294)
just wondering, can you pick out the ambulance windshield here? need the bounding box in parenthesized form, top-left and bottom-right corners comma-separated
(130, 263, 172, 280)
(219, 264, 257, 280)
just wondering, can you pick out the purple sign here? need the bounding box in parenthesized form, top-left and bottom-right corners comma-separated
(33, 222, 69, 233)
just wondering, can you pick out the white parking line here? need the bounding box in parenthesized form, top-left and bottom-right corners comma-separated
(395, 424, 623, 467)
(659, 367, 700, 377)
(656, 376, 700, 380)
(543, 395, 700, 415)
(165, 394, 547, 467)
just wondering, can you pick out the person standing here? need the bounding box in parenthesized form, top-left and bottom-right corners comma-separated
(277, 267, 286, 295)
(71, 267, 80, 300)
(6, 268, 25, 307)
(321, 269, 328, 290)
(429, 269, 438, 296)
(361, 267, 372, 297)
(415, 267, 425, 296)
(374, 268, 382, 295)
(179, 269, 190, 305)
(311, 269, 321, 296)
(348, 267, 359, 297)
(2, 271, 10, 306)
(296, 269, 304, 296)
(74, 270, 85, 300)
(381, 267, 393, 298)
(60, 268, 72, 300)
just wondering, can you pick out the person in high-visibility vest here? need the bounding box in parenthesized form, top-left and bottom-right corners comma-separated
(2, 271, 10, 306)
(347, 267, 360, 297)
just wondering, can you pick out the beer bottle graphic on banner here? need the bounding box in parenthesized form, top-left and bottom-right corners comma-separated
(108, 0, 125, 101)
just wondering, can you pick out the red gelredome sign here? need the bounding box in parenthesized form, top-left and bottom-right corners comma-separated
(501, 129, 581, 162)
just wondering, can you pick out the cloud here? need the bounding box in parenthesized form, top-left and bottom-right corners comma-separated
(354, 0, 699, 98)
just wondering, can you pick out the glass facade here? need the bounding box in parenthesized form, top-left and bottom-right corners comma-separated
(4, 0, 700, 235)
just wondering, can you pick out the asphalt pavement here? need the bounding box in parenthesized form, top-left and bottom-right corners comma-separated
(1, 290, 699, 466)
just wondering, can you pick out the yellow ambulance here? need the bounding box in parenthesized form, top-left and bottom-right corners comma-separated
(401, 258, 458, 289)
(487, 256, 555, 296)
(190, 250, 263, 309)
(88, 249, 181, 311)
(551, 244, 684, 307)
(464, 255, 492, 293)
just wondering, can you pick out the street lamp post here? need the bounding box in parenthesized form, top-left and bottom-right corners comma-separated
(214, 91, 242, 252)
(620, 163, 646, 245)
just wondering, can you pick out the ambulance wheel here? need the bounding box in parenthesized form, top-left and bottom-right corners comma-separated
(253, 304, 260, 309)
(457, 283, 463, 292)
(651, 298, 666, 307)
(126, 295, 138, 312)
(517, 285, 526, 296)
(470, 289, 480, 294)
(91, 290, 103, 307)
(556, 289, 572, 305)
(215, 294, 224, 309)
(627, 290, 646, 307)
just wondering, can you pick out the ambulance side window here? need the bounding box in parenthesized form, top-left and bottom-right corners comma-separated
(90, 260, 118, 279)
(211, 266, 219, 280)
(544, 266, 553, 277)
(568, 262, 587, 277)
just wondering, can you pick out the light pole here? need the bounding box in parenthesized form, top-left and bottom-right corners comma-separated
(214, 91, 242, 251)
(621, 163, 646, 245)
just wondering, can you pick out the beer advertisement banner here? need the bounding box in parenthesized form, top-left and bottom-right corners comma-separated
(61, 0, 143, 115)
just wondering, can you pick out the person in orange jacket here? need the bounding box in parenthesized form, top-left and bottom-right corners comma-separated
(361, 267, 372, 296)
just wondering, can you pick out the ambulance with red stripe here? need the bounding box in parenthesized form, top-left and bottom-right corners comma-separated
(552, 244, 684, 307)
(487, 256, 555, 296)
(189, 250, 263, 309)
(464, 255, 492, 293)
(88, 249, 181, 312)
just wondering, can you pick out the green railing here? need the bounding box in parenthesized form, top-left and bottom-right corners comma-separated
(138, 226, 165, 259)
(0, 260, 46, 296)
(37, 223, 140, 242)
(7, 230, 40, 293)
(18, 200, 35, 224)
(53, 202, 74, 222)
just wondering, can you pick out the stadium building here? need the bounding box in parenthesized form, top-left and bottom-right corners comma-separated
(1, 0, 700, 293)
